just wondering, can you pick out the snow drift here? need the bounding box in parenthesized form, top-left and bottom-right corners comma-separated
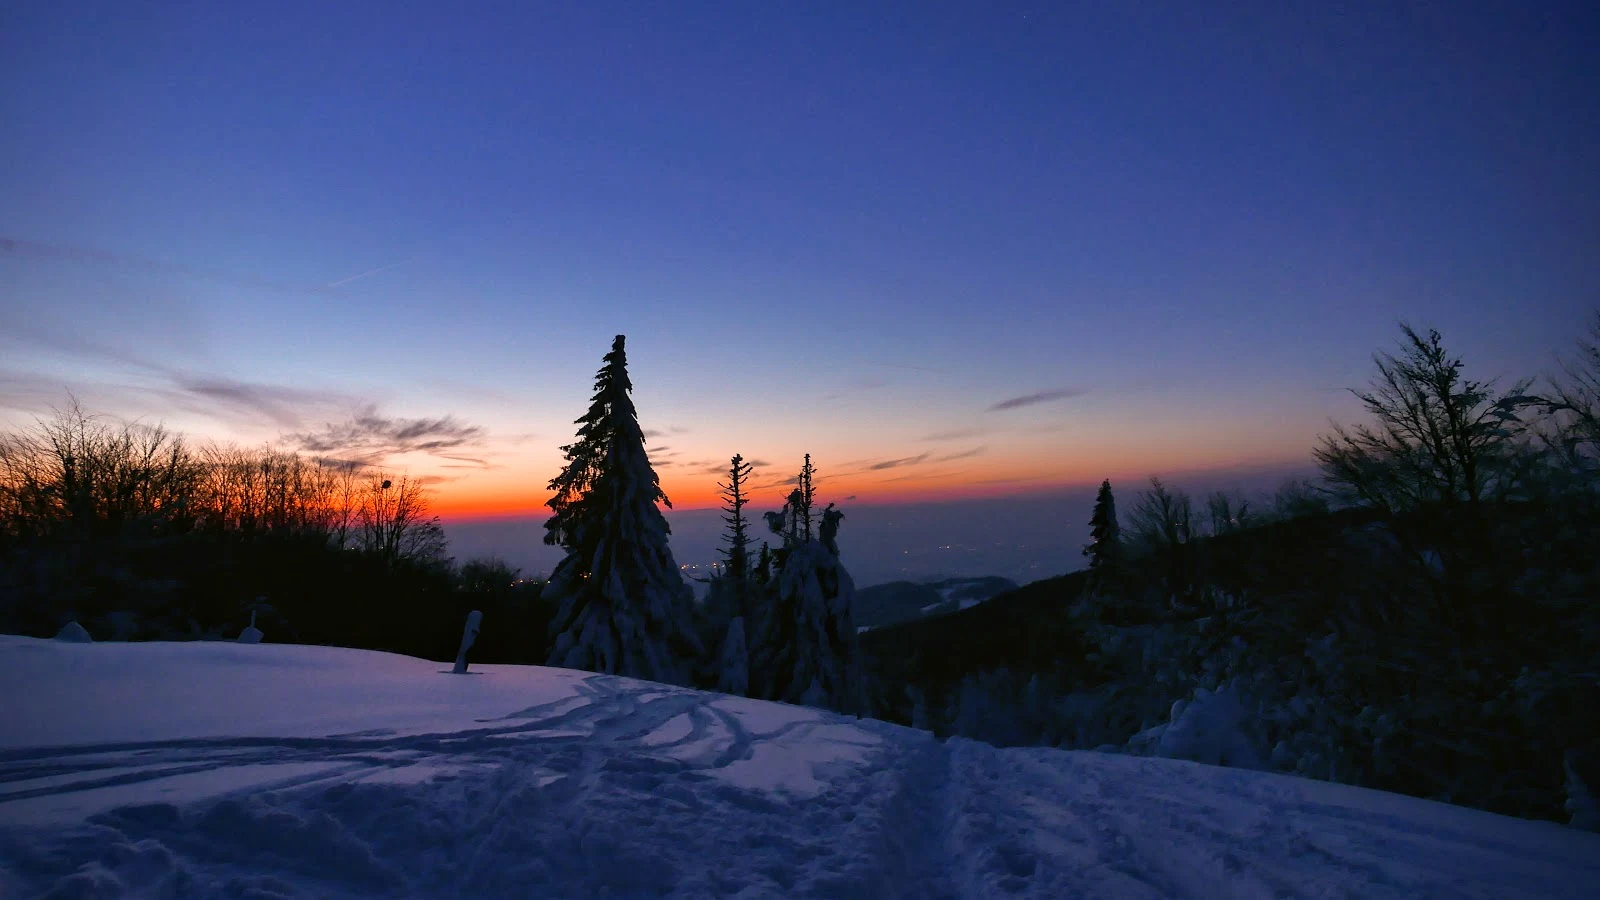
(1, 635, 1596, 898)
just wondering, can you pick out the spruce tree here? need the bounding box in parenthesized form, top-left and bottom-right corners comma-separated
(1083, 479, 1121, 572)
(708, 454, 755, 694)
(755, 543, 773, 585)
(542, 335, 700, 684)
(718, 454, 754, 584)
(797, 454, 817, 541)
(750, 467, 863, 713)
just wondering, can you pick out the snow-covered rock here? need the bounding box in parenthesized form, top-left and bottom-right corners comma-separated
(1, 635, 1596, 898)
(52, 622, 91, 643)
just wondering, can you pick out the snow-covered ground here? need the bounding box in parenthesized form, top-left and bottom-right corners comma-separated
(1, 636, 1596, 898)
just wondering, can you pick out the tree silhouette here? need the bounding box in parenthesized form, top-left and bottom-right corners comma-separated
(542, 335, 700, 684)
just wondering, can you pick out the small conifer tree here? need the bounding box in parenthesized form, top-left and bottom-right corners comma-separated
(1083, 479, 1121, 572)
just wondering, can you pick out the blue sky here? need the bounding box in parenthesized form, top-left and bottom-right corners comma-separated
(2, 1, 1596, 513)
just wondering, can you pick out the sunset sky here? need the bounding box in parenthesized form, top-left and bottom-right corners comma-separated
(3, 2, 1596, 518)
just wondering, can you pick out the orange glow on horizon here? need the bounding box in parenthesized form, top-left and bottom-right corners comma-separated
(431, 447, 1312, 521)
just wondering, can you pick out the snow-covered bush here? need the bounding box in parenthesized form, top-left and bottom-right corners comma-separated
(1129, 682, 1266, 769)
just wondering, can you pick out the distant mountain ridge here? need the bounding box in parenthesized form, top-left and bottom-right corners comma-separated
(854, 576, 1019, 631)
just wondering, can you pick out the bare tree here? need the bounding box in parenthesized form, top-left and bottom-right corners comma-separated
(1541, 311, 1600, 474)
(1204, 490, 1252, 536)
(1314, 324, 1534, 516)
(1129, 476, 1194, 550)
(0, 398, 200, 536)
(358, 472, 445, 566)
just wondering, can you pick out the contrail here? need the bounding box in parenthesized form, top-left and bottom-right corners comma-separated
(1, 236, 411, 295)
(0, 236, 318, 294)
(324, 258, 412, 288)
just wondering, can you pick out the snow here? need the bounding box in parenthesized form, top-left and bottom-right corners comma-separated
(3, 636, 1598, 898)
(53, 622, 91, 643)
(935, 583, 987, 611)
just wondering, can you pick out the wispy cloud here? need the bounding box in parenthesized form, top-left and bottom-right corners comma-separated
(643, 425, 692, 439)
(877, 468, 970, 484)
(822, 374, 891, 402)
(868, 452, 932, 471)
(934, 445, 987, 462)
(986, 387, 1087, 412)
(865, 361, 946, 375)
(919, 427, 985, 442)
(285, 406, 488, 466)
(175, 375, 346, 429)
(749, 473, 801, 491)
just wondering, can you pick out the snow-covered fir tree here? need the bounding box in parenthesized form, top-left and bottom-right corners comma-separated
(750, 465, 864, 713)
(542, 335, 701, 685)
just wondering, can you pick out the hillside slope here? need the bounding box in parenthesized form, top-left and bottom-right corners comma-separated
(2, 636, 1596, 898)
(854, 576, 1019, 631)
(862, 570, 1089, 692)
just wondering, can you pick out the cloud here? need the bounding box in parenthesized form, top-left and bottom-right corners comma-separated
(972, 474, 1039, 485)
(285, 406, 488, 466)
(919, 427, 985, 442)
(877, 468, 970, 484)
(1022, 421, 1074, 435)
(746, 458, 771, 467)
(855, 447, 977, 472)
(868, 452, 931, 471)
(175, 375, 346, 429)
(822, 374, 892, 401)
(986, 387, 1087, 412)
(866, 361, 945, 374)
(0, 317, 365, 433)
(749, 473, 800, 491)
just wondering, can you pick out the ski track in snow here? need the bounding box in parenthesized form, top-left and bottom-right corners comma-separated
(2, 643, 1598, 898)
